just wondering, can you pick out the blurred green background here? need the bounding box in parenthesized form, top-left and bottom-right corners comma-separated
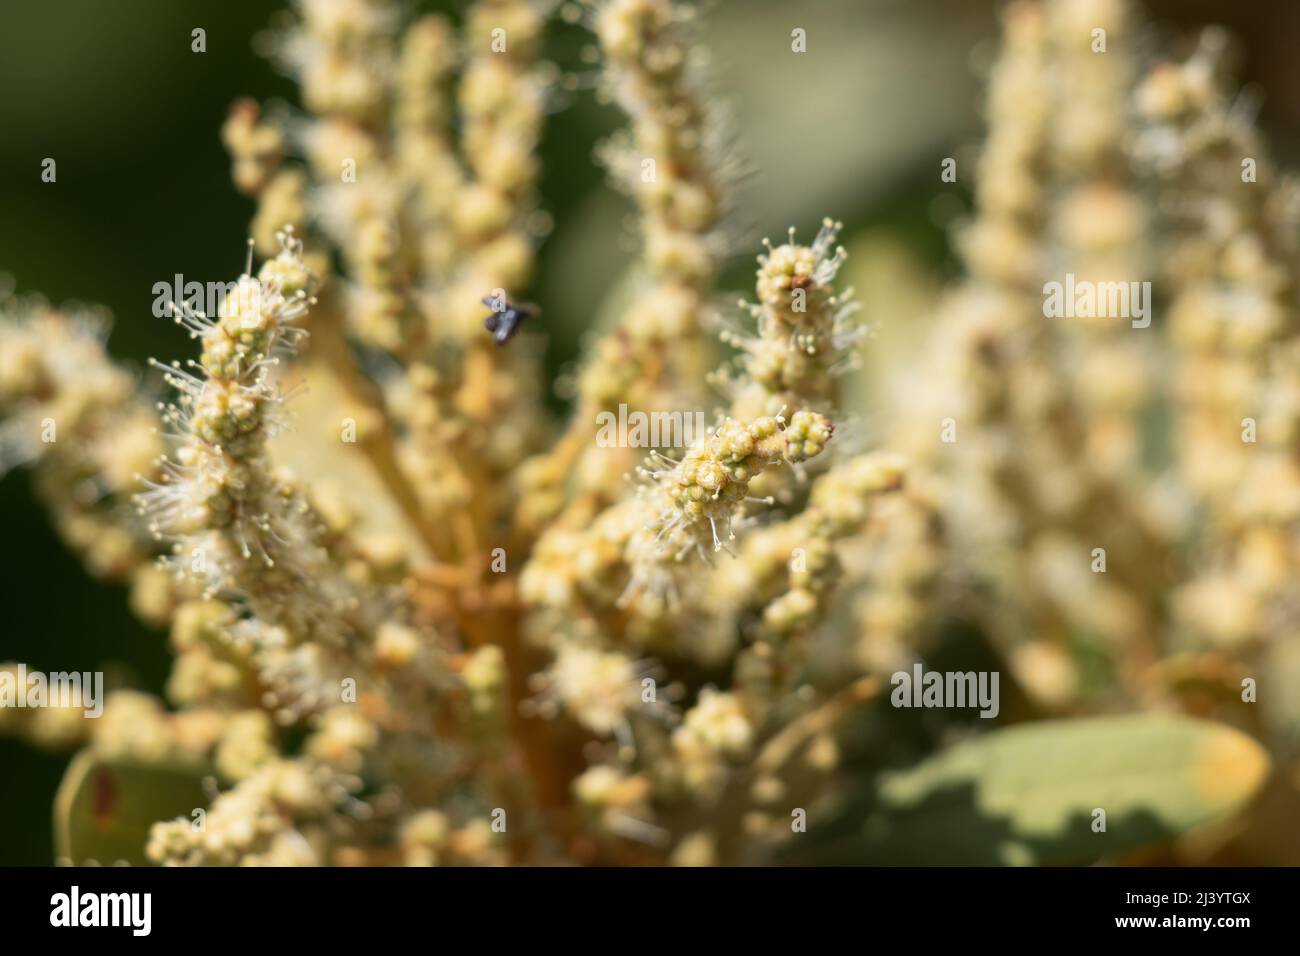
(2, 0, 1297, 864)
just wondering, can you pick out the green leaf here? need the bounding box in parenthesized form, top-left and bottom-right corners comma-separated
(53, 750, 209, 866)
(795, 714, 1270, 866)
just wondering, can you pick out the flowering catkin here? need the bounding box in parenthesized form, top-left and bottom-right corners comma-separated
(0, 300, 164, 585)
(1136, 30, 1300, 657)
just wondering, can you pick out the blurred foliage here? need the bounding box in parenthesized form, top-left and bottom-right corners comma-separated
(787, 714, 1270, 865)
(54, 751, 209, 867)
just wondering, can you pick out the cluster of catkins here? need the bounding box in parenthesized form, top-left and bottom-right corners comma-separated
(880, 0, 1300, 737)
(0, 0, 1296, 865)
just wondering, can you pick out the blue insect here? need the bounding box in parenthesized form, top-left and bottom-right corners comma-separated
(482, 294, 535, 346)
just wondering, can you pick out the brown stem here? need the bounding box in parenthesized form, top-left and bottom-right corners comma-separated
(460, 585, 588, 863)
(308, 292, 453, 564)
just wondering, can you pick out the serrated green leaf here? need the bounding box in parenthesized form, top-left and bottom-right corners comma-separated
(53, 750, 209, 866)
